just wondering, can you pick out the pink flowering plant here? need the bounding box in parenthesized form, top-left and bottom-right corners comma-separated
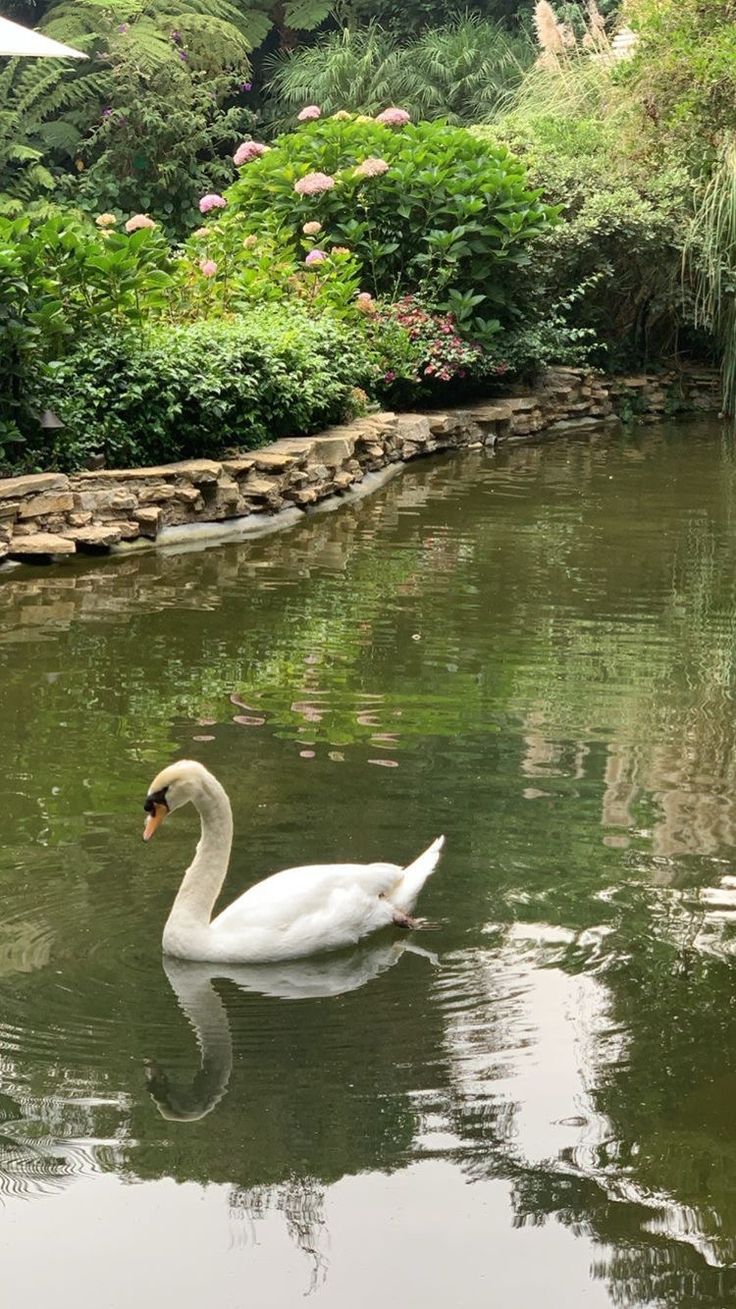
(174, 221, 363, 322)
(373, 295, 509, 398)
(220, 115, 557, 344)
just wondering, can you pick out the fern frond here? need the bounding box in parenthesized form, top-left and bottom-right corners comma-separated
(284, 0, 332, 31)
(6, 142, 43, 162)
(26, 163, 56, 190)
(175, 13, 253, 61)
(236, 9, 272, 47)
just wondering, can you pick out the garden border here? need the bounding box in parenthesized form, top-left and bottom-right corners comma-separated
(0, 365, 721, 570)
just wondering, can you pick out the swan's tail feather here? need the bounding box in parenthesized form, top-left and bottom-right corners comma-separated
(389, 836, 445, 914)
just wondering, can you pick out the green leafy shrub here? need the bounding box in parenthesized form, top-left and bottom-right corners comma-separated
(484, 43, 698, 369)
(622, 0, 736, 159)
(174, 227, 364, 320)
(218, 114, 557, 339)
(0, 211, 172, 469)
(25, 308, 388, 471)
(71, 63, 258, 239)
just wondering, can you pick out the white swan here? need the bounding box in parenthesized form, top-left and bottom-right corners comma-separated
(143, 759, 444, 964)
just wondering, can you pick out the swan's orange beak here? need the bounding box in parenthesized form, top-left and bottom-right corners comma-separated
(143, 803, 168, 842)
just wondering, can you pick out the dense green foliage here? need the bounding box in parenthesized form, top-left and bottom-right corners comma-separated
(0, 112, 564, 473)
(25, 308, 380, 470)
(266, 17, 531, 126)
(225, 115, 557, 342)
(0, 3, 597, 220)
(0, 211, 172, 466)
(3, 0, 736, 475)
(481, 111, 693, 366)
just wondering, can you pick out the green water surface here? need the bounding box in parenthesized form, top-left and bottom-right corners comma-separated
(2, 422, 736, 1307)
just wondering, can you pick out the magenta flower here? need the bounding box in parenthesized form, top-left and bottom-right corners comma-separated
(199, 193, 227, 214)
(305, 249, 327, 265)
(199, 259, 217, 277)
(124, 213, 156, 232)
(302, 220, 322, 235)
(375, 107, 410, 126)
(354, 156, 389, 179)
(233, 140, 269, 166)
(297, 105, 321, 121)
(294, 172, 335, 196)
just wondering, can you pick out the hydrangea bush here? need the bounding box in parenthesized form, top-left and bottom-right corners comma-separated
(218, 114, 558, 342)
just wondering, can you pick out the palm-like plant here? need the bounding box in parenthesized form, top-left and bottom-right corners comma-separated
(406, 15, 531, 124)
(265, 15, 532, 126)
(265, 24, 406, 121)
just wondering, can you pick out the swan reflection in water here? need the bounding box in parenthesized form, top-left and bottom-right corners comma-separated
(146, 937, 438, 1122)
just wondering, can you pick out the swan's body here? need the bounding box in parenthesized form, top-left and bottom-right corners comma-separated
(143, 760, 444, 964)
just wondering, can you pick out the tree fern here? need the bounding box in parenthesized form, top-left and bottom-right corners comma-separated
(284, 0, 332, 29)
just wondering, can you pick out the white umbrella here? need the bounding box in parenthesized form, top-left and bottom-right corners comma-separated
(0, 15, 86, 58)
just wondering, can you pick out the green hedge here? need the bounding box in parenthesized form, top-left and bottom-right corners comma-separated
(28, 308, 377, 472)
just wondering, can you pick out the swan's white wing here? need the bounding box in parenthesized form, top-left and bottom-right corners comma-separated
(210, 862, 401, 958)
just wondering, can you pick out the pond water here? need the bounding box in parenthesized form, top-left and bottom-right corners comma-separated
(2, 421, 736, 1307)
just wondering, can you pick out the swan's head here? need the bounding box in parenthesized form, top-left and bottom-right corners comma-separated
(143, 759, 211, 841)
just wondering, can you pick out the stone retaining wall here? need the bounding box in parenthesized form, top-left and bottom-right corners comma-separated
(0, 365, 721, 565)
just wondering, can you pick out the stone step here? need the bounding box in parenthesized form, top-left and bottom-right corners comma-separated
(9, 532, 76, 559)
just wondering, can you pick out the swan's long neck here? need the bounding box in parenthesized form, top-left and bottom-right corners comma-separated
(165, 773, 234, 937)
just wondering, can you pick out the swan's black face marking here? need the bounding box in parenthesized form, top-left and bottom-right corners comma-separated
(144, 786, 169, 815)
(143, 785, 170, 841)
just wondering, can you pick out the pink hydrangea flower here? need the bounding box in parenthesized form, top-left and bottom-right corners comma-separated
(199, 258, 217, 277)
(233, 140, 269, 166)
(375, 107, 410, 126)
(199, 193, 227, 214)
(354, 156, 389, 179)
(294, 172, 335, 196)
(302, 220, 322, 235)
(95, 212, 117, 227)
(305, 249, 327, 265)
(355, 291, 376, 314)
(193, 226, 209, 238)
(124, 213, 156, 232)
(297, 105, 321, 121)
